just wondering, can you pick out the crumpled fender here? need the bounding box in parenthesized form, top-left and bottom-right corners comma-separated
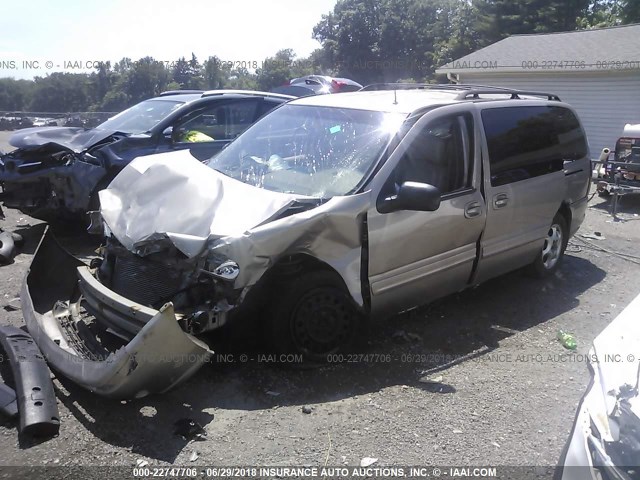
(22, 228, 213, 399)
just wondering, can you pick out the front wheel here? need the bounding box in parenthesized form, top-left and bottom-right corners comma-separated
(266, 271, 361, 362)
(528, 213, 568, 277)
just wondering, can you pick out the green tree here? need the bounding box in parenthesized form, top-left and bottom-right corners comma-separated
(224, 67, 258, 90)
(172, 54, 204, 89)
(203, 56, 226, 89)
(99, 90, 129, 111)
(437, 0, 483, 65)
(256, 49, 297, 90)
(187, 53, 204, 89)
(0, 78, 34, 111)
(621, 0, 640, 21)
(474, 0, 591, 46)
(124, 57, 170, 104)
(29, 73, 91, 112)
(313, 0, 385, 82)
(172, 57, 191, 88)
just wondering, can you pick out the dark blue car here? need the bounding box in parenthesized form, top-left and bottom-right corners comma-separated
(0, 90, 293, 221)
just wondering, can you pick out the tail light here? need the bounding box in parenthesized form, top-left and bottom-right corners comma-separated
(331, 79, 348, 92)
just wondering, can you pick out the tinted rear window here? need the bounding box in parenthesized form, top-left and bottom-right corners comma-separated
(482, 106, 588, 186)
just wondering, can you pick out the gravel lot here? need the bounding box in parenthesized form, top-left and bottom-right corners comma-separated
(1, 130, 639, 478)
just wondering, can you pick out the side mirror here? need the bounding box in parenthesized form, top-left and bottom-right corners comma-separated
(378, 181, 441, 214)
(162, 126, 173, 140)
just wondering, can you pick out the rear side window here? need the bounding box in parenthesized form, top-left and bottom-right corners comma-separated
(482, 106, 587, 186)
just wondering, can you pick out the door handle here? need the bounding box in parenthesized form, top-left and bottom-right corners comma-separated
(464, 201, 482, 218)
(493, 193, 509, 209)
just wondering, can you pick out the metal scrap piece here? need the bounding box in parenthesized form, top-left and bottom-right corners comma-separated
(0, 383, 18, 418)
(0, 325, 60, 436)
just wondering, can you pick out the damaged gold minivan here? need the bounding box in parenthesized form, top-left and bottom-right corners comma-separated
(22, 85, 591, 398)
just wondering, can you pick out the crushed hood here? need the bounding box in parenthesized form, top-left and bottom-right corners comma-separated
(9, 126, 121, 153)
(99, 150, 301, 258)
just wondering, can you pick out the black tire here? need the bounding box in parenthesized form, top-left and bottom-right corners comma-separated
(0, 232, 16, 265)
(266, 271, 361, 362)
(528, 213, 568, 278)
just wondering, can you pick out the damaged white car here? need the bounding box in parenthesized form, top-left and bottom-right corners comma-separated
(22, 84, 591, 398)
(558, 292, 640, 480)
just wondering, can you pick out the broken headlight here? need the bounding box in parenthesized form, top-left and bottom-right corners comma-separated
(203, 254, 240, 283)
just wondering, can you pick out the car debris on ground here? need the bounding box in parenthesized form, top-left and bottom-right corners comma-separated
(173, 418, 208, 441)
(0, 324, 59, 437)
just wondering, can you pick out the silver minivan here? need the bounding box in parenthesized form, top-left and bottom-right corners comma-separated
(23, 84, 590, 398)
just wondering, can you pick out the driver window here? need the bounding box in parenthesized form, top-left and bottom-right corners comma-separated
(393, 113, 474, 195)
(172, 100, 259, 143)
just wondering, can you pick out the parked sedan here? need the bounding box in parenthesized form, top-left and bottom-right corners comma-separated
(0, 90, 293, 222)
(271, 75, 363, 96)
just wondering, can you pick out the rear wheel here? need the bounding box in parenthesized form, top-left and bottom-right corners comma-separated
(528, 213, 568, 277)
(266, 271, 361, 362)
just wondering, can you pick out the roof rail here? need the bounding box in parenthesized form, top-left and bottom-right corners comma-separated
(360, 83, 447, 91)
(201, 89, 295, 100)
(359, 83, 561, 101)
(455, 89, 561, 101)
(159, 90, 205, 97)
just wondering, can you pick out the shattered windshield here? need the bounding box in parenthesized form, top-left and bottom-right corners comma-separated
(207, 104, 406, 197)
(97, 99, 184, 134)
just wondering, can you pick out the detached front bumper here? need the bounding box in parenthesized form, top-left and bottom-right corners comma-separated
(22, 229, 213, 399)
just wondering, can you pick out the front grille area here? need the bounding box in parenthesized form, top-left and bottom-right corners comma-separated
(110, 254, 182, 308)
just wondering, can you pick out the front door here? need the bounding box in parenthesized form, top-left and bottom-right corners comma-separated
(169, 99, 260, 161)
(367, 110, 485, 316)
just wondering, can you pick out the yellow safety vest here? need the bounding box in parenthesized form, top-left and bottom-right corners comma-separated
(182, 130, 214, 142)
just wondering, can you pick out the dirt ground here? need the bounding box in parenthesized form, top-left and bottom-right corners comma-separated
(1, 130, 640, 477)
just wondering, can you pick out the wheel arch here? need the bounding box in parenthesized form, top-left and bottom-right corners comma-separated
(239, 253, 360, 314)
(557, 202, 572, 232)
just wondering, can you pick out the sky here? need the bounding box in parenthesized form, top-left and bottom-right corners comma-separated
(0, 0, 338, 79)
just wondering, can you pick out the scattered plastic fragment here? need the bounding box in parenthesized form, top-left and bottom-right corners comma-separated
(360, 457, 378, 467)
(3, 298, 20, 312)
(580, 232, 605, 240)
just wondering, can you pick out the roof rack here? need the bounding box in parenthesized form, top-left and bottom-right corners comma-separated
(159, 90, 205, 97)
(359, 83, 561, 101)
(455, 88, 561, 101)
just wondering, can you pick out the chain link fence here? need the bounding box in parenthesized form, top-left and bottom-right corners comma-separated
(0, 111, 119, 130)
